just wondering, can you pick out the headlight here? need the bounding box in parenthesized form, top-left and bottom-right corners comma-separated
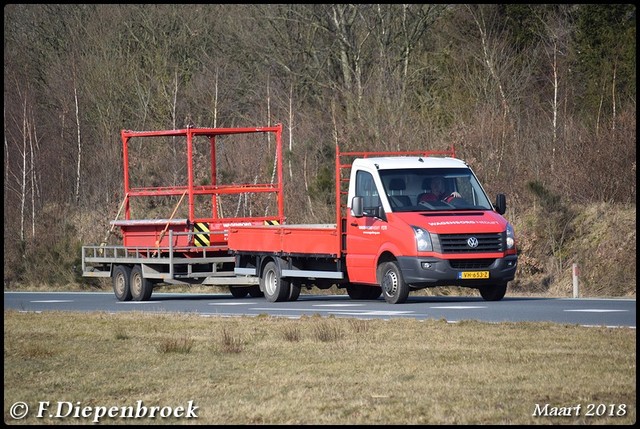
(506, 223, 516, 249)
(411, 226, 433, 252)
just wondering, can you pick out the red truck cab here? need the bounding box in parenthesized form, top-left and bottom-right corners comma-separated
(346, 155, 518, 303)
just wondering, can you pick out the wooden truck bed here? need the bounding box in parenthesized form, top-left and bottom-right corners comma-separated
(227, 224, 340, 257)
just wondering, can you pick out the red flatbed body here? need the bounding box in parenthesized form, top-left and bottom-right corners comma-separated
(228, 223, 340, 256)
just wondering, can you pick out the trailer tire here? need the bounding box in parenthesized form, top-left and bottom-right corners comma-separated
(130, 265, 153, 301)
(479, 283, 507, 301)
(113, 265, 133, 302)
(379, 261, 409, 304)
(261, 261, 290, 302)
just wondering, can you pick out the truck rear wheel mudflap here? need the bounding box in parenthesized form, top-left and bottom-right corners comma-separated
(396, 255, 517, 288)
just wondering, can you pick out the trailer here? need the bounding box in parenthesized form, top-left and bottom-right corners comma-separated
(82, 124, 285, 301)
(228, 146, 519, 304)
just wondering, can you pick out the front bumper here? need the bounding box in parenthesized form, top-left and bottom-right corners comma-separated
(397, 255, 518, 288)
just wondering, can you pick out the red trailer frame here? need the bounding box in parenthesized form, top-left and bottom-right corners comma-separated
(114, 124, 285, 253)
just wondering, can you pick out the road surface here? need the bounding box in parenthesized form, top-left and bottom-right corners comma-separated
(4, 291, 636, 328)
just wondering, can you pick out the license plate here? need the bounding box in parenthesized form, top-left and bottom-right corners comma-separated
(458, 271, 489, 279)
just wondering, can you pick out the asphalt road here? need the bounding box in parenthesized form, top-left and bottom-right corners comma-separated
(3, 291, 636, 328)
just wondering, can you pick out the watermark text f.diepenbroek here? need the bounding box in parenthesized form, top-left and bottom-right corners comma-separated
(9, 400, 198, 423)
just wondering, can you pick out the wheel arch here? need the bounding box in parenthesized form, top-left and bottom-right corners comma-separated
(256, 255, 288, 293)
(257, 255, 279, 278)
(376, 250, 398, 281)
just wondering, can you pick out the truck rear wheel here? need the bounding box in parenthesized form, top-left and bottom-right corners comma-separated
(230, 286, 249, 298)
(261, 261, 290, 302)
(130, 265, 153, 301)
(113, 265, 132, 302)
(479, 283, 507, 301)
(379, 261, 409, 304)
(248, 285, 264, 298)
(288, 282, 301, 301)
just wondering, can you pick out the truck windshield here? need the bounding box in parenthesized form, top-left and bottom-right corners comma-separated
(379, 168, 494, 212)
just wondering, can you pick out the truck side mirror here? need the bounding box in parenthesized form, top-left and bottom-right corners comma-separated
(351, 196, 364, 218)
(495, 193, 506, 215)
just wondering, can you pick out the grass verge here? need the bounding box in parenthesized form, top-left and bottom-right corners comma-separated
(4, 310, 636, 424)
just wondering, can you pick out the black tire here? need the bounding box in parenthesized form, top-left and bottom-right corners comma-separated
(260, 261, 291, 302)
(479, 283, 507, 301)
(379, 261, 409, 304)
(288, 282, 301, 301)
(130, 265, 153, 301)
(230, 286, 249, 298)
(112, 265, 132, 302)
(248, 285, 264, 298)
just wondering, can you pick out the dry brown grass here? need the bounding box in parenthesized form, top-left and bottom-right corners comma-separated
(4, 310, 635, 425)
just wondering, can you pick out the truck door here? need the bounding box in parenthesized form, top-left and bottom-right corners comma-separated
(346, 169, 384, 284)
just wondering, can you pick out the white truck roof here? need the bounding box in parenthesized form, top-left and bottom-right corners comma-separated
(353, 156, 468, 170)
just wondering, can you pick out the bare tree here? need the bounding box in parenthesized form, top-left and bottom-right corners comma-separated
(465, 5, 512, 177)
(74, 75, 82, 204)
(537, 6, 572, 173)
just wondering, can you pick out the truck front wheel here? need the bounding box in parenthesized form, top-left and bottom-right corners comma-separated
(113, 265, 132, 302)
(379, 261, 409, 304)
(261, 261, 291, 302)
(479, 283, 507, 301)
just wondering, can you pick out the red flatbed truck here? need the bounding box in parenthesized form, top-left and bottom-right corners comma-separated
(228, 146, 518, 304)
(82, 124, 286, 301)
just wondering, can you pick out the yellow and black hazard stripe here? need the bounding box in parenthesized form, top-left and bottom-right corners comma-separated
(193, 222, 210, 247)
(264, 220, 280, 225)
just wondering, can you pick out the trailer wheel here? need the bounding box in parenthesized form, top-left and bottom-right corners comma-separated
(112, 265, 132, 302)
(261, 261, 290, 302)
(479, 283, 507, 301)
(248, 285, 264, 298)
(130, 265, 153, 301)
(379, 261, 409, 304)
(230, 286, 249, 298)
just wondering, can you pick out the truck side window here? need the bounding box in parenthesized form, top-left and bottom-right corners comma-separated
(356, 171, 381, 212)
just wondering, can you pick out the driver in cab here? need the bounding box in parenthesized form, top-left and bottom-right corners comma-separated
(419, 176, 461, 204)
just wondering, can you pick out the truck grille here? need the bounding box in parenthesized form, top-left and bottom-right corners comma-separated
(436, 233, 503, 254)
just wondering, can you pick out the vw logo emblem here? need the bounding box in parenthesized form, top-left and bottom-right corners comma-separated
(467, 237, 479, 248)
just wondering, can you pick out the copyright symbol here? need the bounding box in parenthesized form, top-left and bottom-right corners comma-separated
(10, 402, 29, 419)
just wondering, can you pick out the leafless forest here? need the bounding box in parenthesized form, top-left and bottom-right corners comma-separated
(3, 5, 636, 295)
